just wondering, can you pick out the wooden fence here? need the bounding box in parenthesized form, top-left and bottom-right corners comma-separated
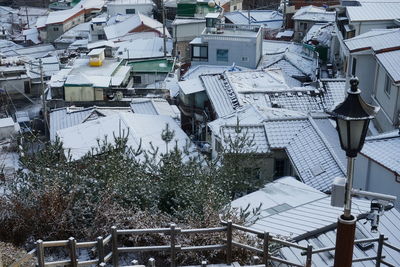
(11, 220, 400, 267)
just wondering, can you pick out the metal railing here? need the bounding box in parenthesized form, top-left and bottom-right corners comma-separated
(11, 221, 400, 267)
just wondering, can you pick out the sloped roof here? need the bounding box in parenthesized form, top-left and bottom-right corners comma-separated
(347, 2, 400, 22)
(210, 106, 345, 192)
(130, 98, 180, 119)
(49, 106, 133, 141)
(344, 29, 400, 53)
(293, 5, 336, 22)
(304, 23, 336, 47)
(57, 113, 197, 161)
(225, 10, 283, 29)
(104, 13, 170, 40)
(376, 50, 400, 83)
(361, 131, 400, 175)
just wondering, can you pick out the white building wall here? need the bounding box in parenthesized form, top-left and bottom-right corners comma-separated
(173, 22, 206, 42)
(354, 154, 400, 211)
(107, 3, 154, 17)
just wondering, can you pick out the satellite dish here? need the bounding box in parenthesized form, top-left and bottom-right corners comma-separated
(208, 0, 216, 7)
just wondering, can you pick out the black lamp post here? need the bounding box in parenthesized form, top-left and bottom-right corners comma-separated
(328, 77, 379, 267)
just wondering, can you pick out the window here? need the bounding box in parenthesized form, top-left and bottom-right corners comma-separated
(274, 159, 285, 178)
(98, 34, 106, 40)
(191, 45, 208, 61)
(351, 58, 357, 76)
(133, 76, 142, 84)
(24, 81, 30, 94)
(216, 49, 228, 62)
(233, 5, 237, 10)
(53, 27, 59, 31)
(384, 74, 391, 95)
(126, 8, 135, 14)
(241, 56, 249, 62)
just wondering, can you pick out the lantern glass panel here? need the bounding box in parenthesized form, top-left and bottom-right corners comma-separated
(337, 119, 349, 149)
(349, 120, 366, 151)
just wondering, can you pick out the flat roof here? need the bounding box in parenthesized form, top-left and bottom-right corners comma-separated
(129, 59, 174, 73)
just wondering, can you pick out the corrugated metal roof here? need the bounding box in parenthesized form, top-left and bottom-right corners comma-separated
(376, 50, 400, 83)
(231, 177, 400, 266)
(293, 6, 336, 22)
(344, 29, 400, 52)
(200, 74, 239, 118)
(347, 2, 400, 22)
(361, 134, 400, 175)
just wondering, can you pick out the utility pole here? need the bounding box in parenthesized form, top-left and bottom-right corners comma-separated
(25, 6, 30, 28)
(162, 0, 167, 57)
(283, 0, 287, 29)
(39, 59, 48, 137)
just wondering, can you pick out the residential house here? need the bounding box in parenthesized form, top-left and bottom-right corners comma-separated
(53, 21, 91, 49)
(178, 67, 344, 136)
(172, 0, 222, 62)
(43, 0, 105, 42)
(354, 131, 400, 211)
(208, 104, 346, 190)
(130, 98, 180, 122)
(303, 23, 338, 63)
(231, 176, 400, 267)
(190, 22, 263, 69)
(60, 52, 132, 102)
(218, 0, 243, 12)
(344, 29, 400, 131)
(0, 65, 32, 99)
(106, 0, 155, 17)
(56, 112, 199, 161)
(129, 58, 175, 88)
(292, 6, 336, 41)
(115, 37, 173, 60)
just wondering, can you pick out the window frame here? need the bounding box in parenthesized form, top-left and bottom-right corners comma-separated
(216, 49, 229, 62)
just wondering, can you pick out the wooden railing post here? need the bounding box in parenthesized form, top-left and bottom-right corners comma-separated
(305, 244, 313, 267)
(97, 236, 105, 264)
(376, 234, 385, 267)
(69, 237, 78, 267)
(263, 232, 269, 267)
(148, 257, 155, 267)
(226, 220, 233, 264)
(111, 226, 119, 267)
(170, 223, 177, 267)
(36, 240, 45, 267)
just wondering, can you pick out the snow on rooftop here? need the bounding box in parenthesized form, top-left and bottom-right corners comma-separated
(131, 98, 180, 119)
(304, 23, 335, 47)
(178, 78, 205, 95)
(182, 64, 247, 80)
(224, 10, 283, 29)
(57, 113, 197, 161)
(0, 117, 15, 128)
(115, 37, 173, 59)
(376, 50, 400, 83)
(104, 13, 170, 40)
(293, 5, 336, 22)
(347, 1, 400, 22)
(344, 29, 400, 52)
(88, 48, 105, 56)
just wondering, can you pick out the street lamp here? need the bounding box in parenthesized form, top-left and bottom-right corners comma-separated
(328, 77, 379, 267)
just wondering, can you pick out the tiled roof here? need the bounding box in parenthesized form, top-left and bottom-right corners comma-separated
(361, 133, 400, 175)
(211, 106, 345, 192)
(221, 125, 270, 153)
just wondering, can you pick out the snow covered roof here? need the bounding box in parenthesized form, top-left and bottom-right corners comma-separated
(376, 50, 400, 84)
(115, 37, 173, 59)
(231, 177, 400, 267)
(304, 23, 336, 47)
(104, 13, 170, 40)
(178, 78, 205, 95)
(26, 56, 60, 79)
(13, 44, 56, 59)
(171, 18, 205, 25)
(131, 98, 180, 119)
(293, 5, 336, 22)
(57, 113, 197, 161)
(347, 2, 400, 22)
(45, 0, 105, 25)
(22, 28, 40, 44)
(209, 105, 345, 192)
(49, 106, 132, 141)
(88, 48, 105, 56)
(87, 40, 116, 50)
(224, 10, 283, 29)
(182, 64, 247, 80)
(344, 29, 400, 53)
(55, 22, 91, 44)
(361, 131, 400, 175)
